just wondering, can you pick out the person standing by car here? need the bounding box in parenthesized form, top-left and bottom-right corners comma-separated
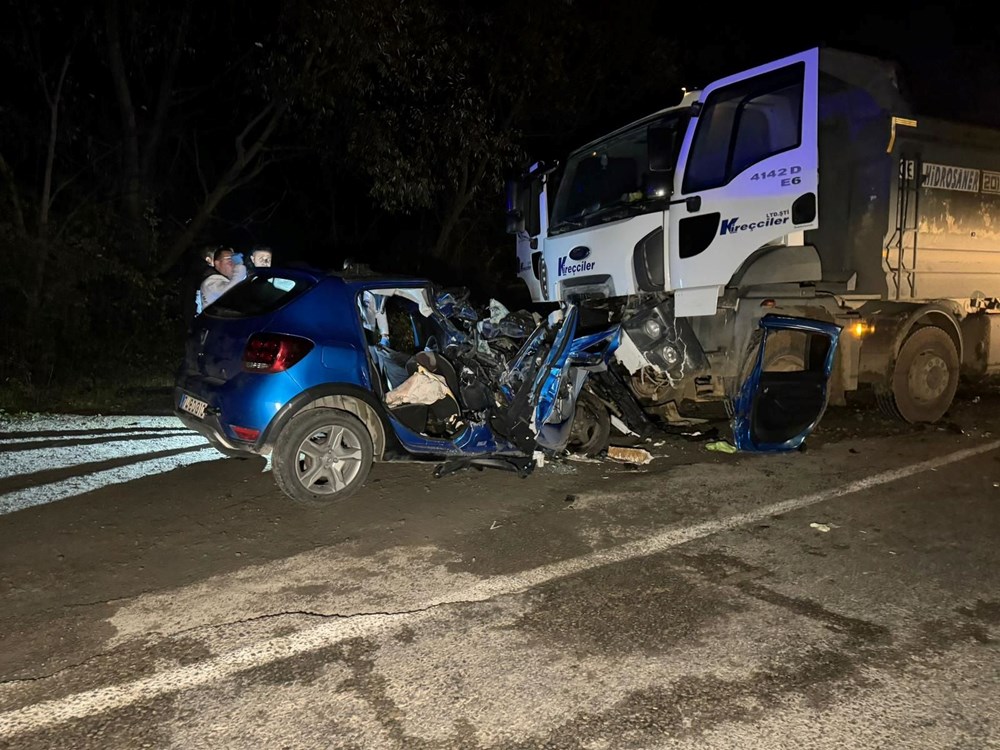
(190, 245, 218, 316)
(199, 247, 247, 310)
(248, 245, 273, 276)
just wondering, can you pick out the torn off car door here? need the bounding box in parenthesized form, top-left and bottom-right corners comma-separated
(731, 314, 840, 451)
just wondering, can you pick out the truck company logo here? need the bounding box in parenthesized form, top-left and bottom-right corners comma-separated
(557, 256, 596, 276)
(922, 162, 980, 192)
(719, 215, 790, 236)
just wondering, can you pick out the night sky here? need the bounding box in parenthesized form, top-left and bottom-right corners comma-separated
(678, 6, 999, 127)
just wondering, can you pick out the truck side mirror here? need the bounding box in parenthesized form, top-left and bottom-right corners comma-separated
(505, 179, 526, 235)
(648, 125, 678, 173)
(506, 209, 525, 235)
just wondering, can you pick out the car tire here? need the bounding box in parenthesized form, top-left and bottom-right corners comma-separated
(272, 408, 374, 506)
(567, 388, 611, 456)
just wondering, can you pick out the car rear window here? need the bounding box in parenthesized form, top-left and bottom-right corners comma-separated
(206, 275, 313, 318)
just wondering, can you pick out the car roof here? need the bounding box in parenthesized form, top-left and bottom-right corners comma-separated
(255, 264, 431, 289)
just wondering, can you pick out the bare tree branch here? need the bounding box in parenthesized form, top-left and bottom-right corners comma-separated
(49, 143, 118, 208)
(234, 101, 278, 166)
(141, 1, 192, 182)
(39, 52, 72, 239)
(105, 0, 143, 226)
(158, 97, 290, 274)
(192, 132, 208, 197)
(0, 152, 27, 235)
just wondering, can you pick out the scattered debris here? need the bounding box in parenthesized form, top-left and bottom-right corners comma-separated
(705, 440, 738, 454)
(565, 453, 602, 464)
(810, 522, 832, 533)
(607, 446, 653, 464)
(490, 520, 500, 530)
(653, 441, 666, 447)
(653, 401, 708, 426)
(545, 462, 577, 475)
(610, 414, 639, 437)
(533, 451, 545, 467)
(676, 427, 720, 442)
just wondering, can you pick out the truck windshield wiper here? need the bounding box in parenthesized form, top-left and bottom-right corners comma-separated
(548, 215, 586, 233)
(585, 197, 664, 224)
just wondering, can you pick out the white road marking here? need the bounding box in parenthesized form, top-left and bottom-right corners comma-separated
(1, 438, 998, 737)
(0, 448, 224, 516)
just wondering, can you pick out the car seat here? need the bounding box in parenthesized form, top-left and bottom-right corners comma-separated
(407, 351, 464, 436)
(406, 351, 462, 409)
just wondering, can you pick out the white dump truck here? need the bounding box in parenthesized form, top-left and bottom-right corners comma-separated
(507, 45, 1000, 426)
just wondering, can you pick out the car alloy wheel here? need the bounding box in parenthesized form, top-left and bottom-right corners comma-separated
(273, 408, 374, 506)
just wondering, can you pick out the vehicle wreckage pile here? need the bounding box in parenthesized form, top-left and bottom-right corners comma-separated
(385, 284, 835, 470)
(175, 267, 837, 506)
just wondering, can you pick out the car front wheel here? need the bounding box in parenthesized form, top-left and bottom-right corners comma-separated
(273, 408, 374, 506)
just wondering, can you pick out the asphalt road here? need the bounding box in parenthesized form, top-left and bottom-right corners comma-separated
(1, 391, 998, 749)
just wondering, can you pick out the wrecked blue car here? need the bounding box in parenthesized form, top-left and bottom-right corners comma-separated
(174, 266, 839, 506)
(174, 267, 622, 505)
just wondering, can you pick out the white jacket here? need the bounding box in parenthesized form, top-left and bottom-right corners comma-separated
(199, 264, 248, 310)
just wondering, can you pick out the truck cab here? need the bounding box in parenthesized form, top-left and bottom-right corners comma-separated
(511, 48, 820, 318)
(510, 45, 1000, 426)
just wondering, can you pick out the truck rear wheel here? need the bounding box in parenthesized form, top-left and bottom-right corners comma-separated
(880, 326, 959, 424)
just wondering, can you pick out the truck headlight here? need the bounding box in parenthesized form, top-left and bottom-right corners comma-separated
(643, 318, 663, 340)
(661, 344, 680, 366)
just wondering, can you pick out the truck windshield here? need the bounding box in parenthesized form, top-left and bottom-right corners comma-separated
(550, 111, 689, 234)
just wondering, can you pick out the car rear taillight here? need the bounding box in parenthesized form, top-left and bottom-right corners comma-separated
(231, 425, 261, 441)
(243, 333, 314, 373)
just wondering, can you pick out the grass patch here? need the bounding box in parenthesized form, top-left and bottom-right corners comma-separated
(0, 374, 175, 416)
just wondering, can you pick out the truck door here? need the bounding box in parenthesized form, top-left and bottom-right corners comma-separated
(668, 48, 819, 317)
(509, 164, 552, 303)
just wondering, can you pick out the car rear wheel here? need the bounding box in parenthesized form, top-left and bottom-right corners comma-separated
(273, 408, 374, 506)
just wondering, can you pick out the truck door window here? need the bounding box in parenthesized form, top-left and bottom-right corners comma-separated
(683, 62, 804, 194)
(526, 176, 542, 237)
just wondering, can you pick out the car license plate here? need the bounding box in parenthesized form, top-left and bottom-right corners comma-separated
(180, 394, 209, 419)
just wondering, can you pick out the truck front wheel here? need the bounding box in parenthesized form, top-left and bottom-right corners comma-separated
(879, 326, 959, 424)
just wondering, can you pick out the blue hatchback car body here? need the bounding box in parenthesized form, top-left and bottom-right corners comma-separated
(175, 267, 622, 504)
